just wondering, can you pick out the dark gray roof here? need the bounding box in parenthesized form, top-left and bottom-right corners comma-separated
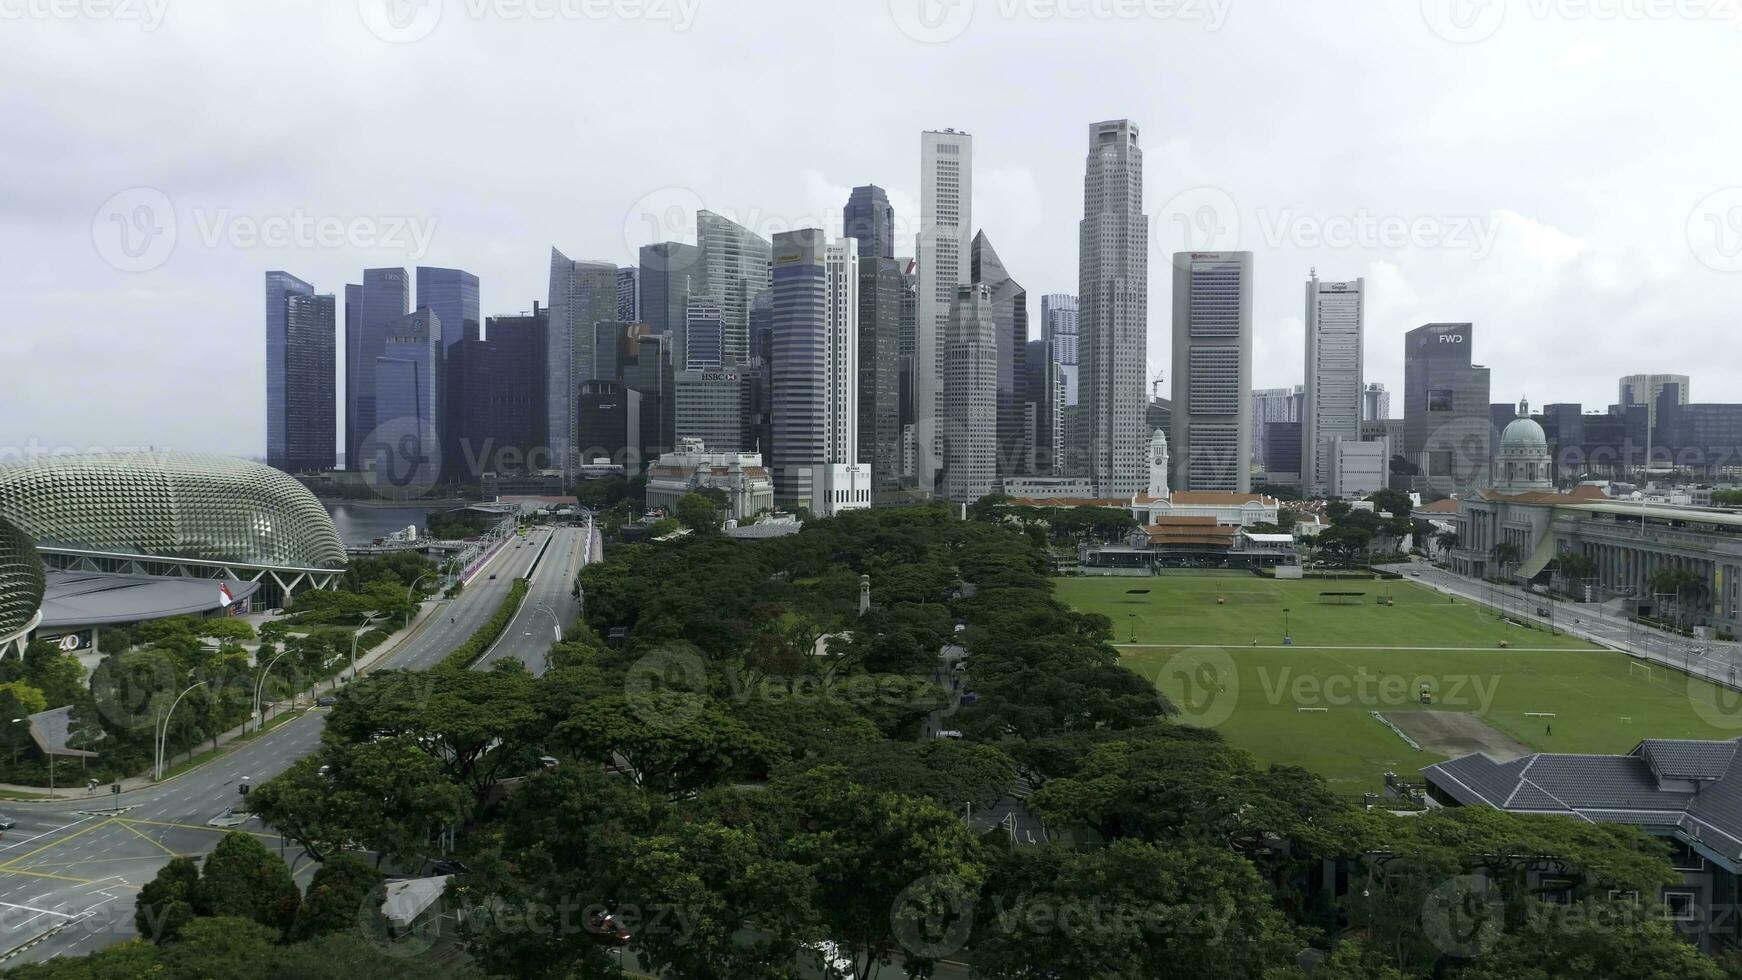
(1640, 739, 1738, 781)
(1424, 737, 1742, 868)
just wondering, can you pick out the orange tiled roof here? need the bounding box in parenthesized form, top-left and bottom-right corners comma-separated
(1162, 491, 1280, 507)
(1148, 515, 1220, 527)
(1416, 498, 1462, 514)
(1006, 497, 1129, 508)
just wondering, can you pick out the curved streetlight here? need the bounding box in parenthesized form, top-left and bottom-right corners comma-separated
(155, 678, 208, 781)
(349, 612, 388, 684)
(251, 648, 296, 734)
(405, 571, 440, 629)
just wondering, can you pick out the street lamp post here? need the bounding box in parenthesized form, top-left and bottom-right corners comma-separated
(349, 613, 387, 684)
(1283, 607, 1291, 644)
(405, 572, 439, 629)
(7, 717, 22, 767)
(252, 649, 295, 733)
(155, 679, 208, 781)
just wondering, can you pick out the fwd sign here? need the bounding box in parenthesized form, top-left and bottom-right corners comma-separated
(1439, 334, 1465, 344)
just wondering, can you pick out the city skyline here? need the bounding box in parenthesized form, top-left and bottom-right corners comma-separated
(8, 7, 1742, 458)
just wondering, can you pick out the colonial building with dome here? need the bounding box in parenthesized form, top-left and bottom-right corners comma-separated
(1446, 400, 1742, 633)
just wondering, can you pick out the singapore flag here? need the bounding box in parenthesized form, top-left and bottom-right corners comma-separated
(218, 583, 235, 609)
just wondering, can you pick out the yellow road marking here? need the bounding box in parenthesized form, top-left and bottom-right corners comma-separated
(0, 866, 94, 884)
(25, 854, 189, 869)
(118, 817, 282, 840)
(0, 818, 117, 869)
(115, 821, 180, 858)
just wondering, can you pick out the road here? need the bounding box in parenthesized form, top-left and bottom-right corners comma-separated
(0, 523, 591, 965)
(1389, 558, 1742, 686)
(473, 524, 589, 676)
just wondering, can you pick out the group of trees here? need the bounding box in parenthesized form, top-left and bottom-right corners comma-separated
(970, 494, 1139, 547)
(5, 832, 462, 980)
(51, 505, 1734, 978)
(1314, 491, 1418, 565)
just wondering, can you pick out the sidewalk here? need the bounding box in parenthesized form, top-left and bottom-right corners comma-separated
(0, 598, 450, 800)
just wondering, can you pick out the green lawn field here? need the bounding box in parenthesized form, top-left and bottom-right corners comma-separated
(1053, 576, 1742, 794)
(1054, 575, 1593, 649)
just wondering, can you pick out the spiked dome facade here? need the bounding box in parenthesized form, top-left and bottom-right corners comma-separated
(0, 514, 45, 657)
(0, 452, 345, 606)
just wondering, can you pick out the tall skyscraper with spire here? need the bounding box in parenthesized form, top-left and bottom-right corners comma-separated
(1078, 119, 1148, 497)
(917, 129, 973, 494)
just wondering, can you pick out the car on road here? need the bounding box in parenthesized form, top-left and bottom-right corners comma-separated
(0, 816, 15, 831)
(489, 573, 498, 580)
(315, 695, 338, 707)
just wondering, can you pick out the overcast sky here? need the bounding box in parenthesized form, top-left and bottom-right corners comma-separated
(3, 0, 1740, 460)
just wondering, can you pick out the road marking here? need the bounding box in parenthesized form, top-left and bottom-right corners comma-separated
(0, 817, 98, 854)
(0, 820, 116, 870)
(119, 817, 281, 840)
(113, 822, 179, 858)
(0, 900, 75, 919)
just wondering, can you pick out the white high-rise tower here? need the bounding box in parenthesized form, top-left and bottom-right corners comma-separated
(916, 129, 973, 494)
(825, 238, 860, 465)
(1302, 272, 1365, 497)
(1078, 120, 1148, 498)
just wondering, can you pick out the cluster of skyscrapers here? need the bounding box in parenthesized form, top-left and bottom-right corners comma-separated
(268, 119, 1718, 511)
(264, 120, 1179, 512)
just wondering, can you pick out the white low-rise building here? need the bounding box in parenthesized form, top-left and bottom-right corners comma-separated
(644, 439, 775, 522)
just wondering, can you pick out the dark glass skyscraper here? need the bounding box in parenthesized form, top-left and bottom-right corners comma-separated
(447, 304, 548, 481)
(616, 266, 640, 323)
(843, 184, 895, 261)
(771, 229, 828, 507)
(639, 241, 702, 358)
(346, 268, 411, 470)
(1403, 322, 1491, 495)
(970, 231, 1029, 479)
(369, 308, 443, 496)
(619, 330, 675, 462)
(415, 266, 480, 350)
(858, 256, 904, 502)
(265, 271, 335, 474)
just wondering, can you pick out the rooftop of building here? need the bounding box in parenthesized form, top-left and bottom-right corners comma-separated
(1138, 491, 1283, 507)
(1424, 737, 1742, 870)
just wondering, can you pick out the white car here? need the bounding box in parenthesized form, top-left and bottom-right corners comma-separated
(802, 941, 856, 979)
(934, 730, 964, 740)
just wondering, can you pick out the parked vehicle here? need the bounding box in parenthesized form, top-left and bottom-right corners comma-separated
(316, 695, 338, 707)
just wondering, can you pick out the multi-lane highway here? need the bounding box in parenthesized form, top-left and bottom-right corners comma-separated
(0, 522, 591, 965)
(475, 525, 589, 676)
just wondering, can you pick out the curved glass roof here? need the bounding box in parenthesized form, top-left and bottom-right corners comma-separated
(0, 515, 46, 639)
(0, 452, 346, 570)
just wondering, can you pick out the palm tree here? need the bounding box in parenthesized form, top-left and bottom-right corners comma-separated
(1490, 542, 1522, 582)
(1434, 530, 1460, 555)
(1557, 552, 1598, 595)
(1648, 567, 1707, 630)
